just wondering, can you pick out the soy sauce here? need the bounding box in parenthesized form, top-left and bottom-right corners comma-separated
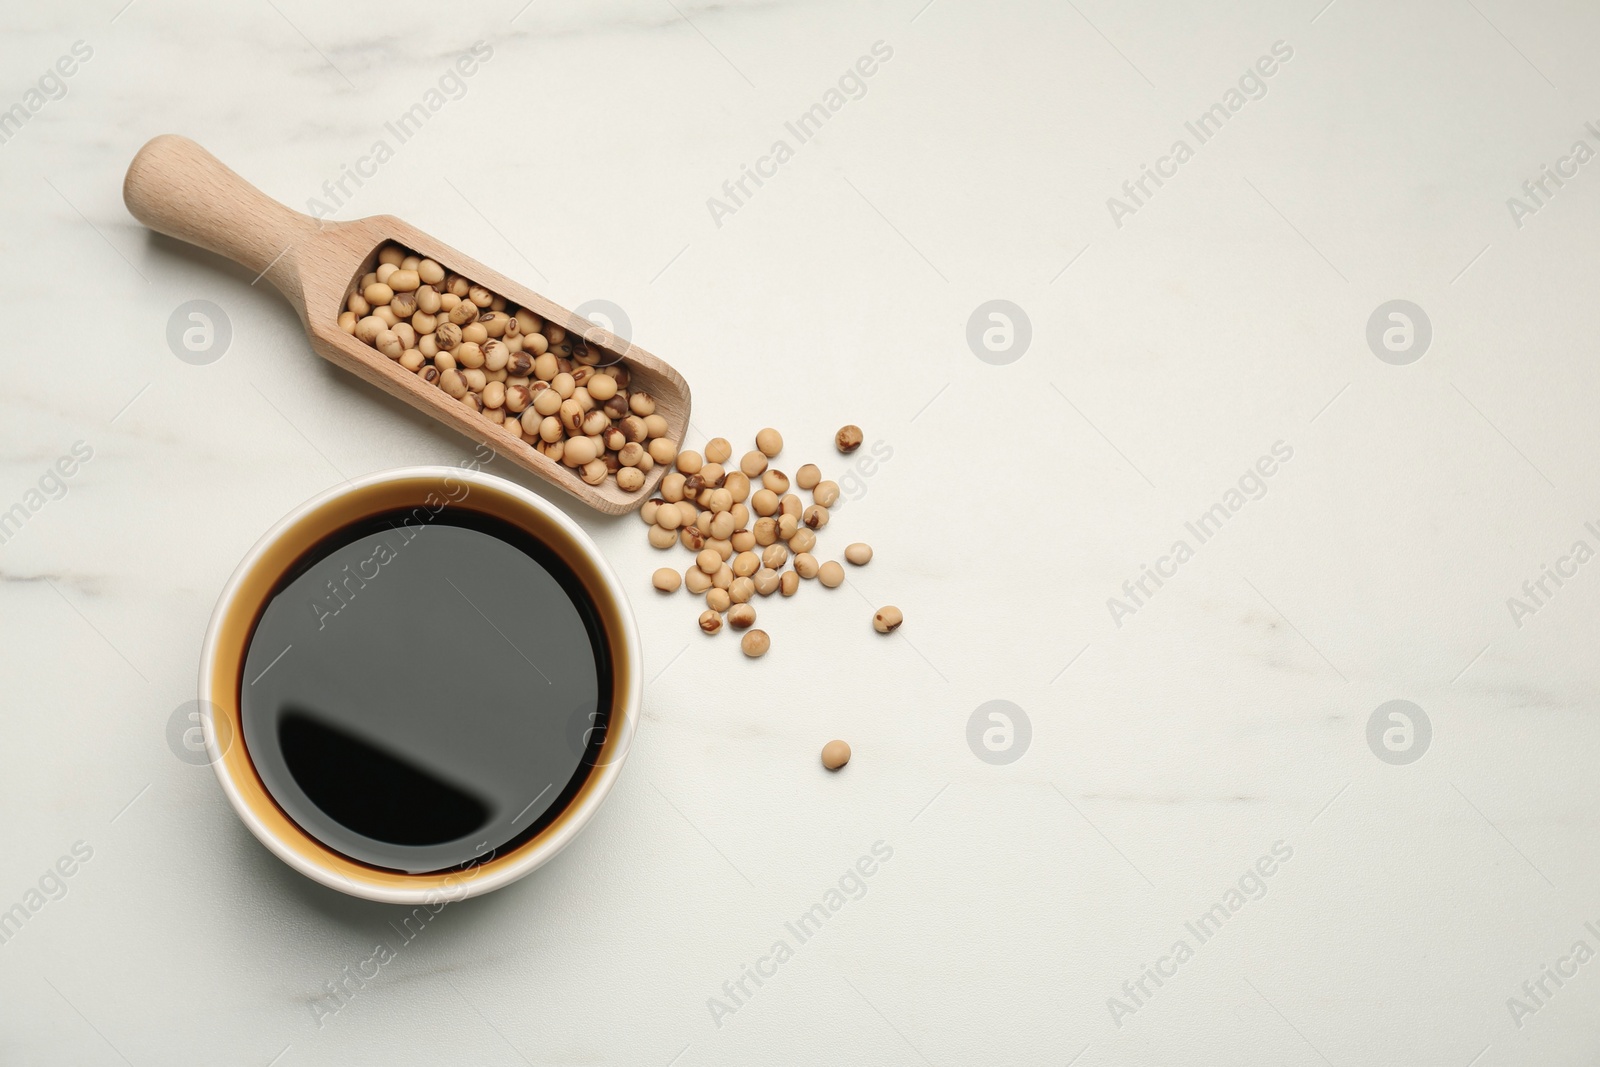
(240, 508, 610, 874)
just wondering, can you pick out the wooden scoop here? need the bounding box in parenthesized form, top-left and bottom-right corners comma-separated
(123, 134, 689, 516)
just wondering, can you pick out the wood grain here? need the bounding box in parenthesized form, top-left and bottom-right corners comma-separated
(123, 134, 690, 516)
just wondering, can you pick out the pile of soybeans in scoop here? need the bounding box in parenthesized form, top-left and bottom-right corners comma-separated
(642, 425, 900, 660)
(342, 242, 675, 493)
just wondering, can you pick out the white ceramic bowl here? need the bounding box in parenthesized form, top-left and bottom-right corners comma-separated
(197, 466, 640, 903)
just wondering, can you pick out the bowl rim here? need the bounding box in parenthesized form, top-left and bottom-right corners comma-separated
(196, 464, 641, 904)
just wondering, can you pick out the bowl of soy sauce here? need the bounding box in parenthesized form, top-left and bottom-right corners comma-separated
(196, 466, 640, 903)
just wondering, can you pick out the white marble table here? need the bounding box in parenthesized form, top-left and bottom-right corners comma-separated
(3, 0, 1599, 1063)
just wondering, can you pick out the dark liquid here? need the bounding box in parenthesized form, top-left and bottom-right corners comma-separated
(240, 508, 610, 874)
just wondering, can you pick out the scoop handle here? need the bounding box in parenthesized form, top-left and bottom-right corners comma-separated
(123, 134, 322, 280)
